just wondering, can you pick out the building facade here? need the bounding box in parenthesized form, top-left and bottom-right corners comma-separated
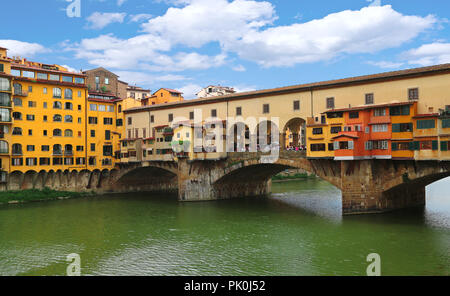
(196, 85, 236, 98)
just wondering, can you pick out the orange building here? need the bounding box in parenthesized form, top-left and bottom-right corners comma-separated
(142, 88, 184, 106)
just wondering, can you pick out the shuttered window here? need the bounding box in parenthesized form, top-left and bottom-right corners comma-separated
(417, 119, 435, 129)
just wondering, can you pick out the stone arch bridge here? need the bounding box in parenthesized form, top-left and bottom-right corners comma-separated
(5, 151, 450, 215)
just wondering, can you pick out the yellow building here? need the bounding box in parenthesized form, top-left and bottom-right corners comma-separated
(306, 114, 335, 158)
(9, 58, 88, 173)
(0, 47, 12, 184)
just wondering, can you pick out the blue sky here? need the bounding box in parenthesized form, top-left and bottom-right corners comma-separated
(1, 0, 449, 98)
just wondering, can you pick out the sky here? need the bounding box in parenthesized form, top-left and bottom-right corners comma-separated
(1, 0, 449, 99)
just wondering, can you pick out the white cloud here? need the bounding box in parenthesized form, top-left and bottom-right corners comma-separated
(117, 0, 127, 6)
(61, 64, 81, 73)
(115, 71, 187, 88)
(129, 14, 153, 23)
(86, 12, 127, 29)
(228, 5, 436, 67)
(0, 40, 47, 57)
(232, 64, 246, 72)
(367, 60, 404, 69)
(178, 83, 203, 99)
(403, 42, 450, 66)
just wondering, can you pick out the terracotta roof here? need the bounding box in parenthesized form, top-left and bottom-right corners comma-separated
(331, 134, 360, 140)
(153, 88, 183, 95)
(413, 113, 439, 119)
(12, 63, 86, 76)
(125, 63, 450, 114)
(324, 101, 414, 113)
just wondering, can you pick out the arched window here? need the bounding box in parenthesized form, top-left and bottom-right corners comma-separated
(65, 144, 73, 151)
(12, 112, 22, 120)
(53, 144, 62, 155)
(53, 101, 62, 109)
(13, 97, 22, 106)
(12, 143, 22, 155)
(64, 115, 73, 123)
(64, 129, 73, 137)
(53, 88, 62, 98)
(64, 89, 72, 99)
(12, 127, 22, 135)
(13, 83, 22, 95)
(0, 141, 9, 153)
(53, 129, 62, 137)
(65, 102, 73, 110)
(53, 114, 62, 122)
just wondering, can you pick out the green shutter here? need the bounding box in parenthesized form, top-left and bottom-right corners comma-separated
(392, 124, 400, 133)
(392, 142, 398, 151)
(413, 141, 420, 151)
(432, 140, 438, 150)
(441, 141, 448, 151)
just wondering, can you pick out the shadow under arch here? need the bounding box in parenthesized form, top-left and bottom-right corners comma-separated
(114, 166, 178, 193)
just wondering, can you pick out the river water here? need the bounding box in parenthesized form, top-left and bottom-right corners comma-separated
(0, 178, 449, 276)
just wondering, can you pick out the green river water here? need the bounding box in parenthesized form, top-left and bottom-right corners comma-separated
(0, 178, 449, 276)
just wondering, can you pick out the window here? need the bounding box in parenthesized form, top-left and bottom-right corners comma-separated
(90, 130, 95, 137)
(43, 102, 47, 109)
(28, 86, 33, 93)
(103, 145, 113, 156)
(53, 129, 62, 137)
(118, 105, 122, 113)
(91, 143, 96, 152)
(39, 158, 51, 166)
(43, 87, 47, 94)
(105, 77, 109, 85)
(53, 101, 62, 109)
(22, 71, 35, 78)
(104, 118, 113, 125)
(105, 130, 111, 141)
(417, 119, 435, 130)
(392, 123, 413, 133)
(90, 104, 97, 111)
(392, 142, 411, 151)
(77, 91, 81, 97)
(373, 108, 386, 117)
(420, 141, 433, 150)
(441, 141, 450, 151)
(11, 69, 20, 77)
(37, 73, 47, 80)
(12, 144, 22, 155)
(310, 144, 326, 151)
(27, 145, 35, 152)
(43, 130, 47, 136)
(88, 117, 98, 124)
(116, 119, 123, 126)
(365, 93, 374, 105)
(62, 76, 72, 83)
(95, 76, 100, 84)
(13, 98, 22, 106)
(42, 145, 50, 151)
(150, 115, 154, 123)
(12, 112, 22, 120)
(211, 109, 217, 117)
(78, 104, 82, 111)
(65, 102, 73, 110)
(12, 158, 23, 166)
(64, 115, 73, 123)
(189, 111, 195, 120)
(408, 88, 419, 101)
(53, 114, 62, 122)
(349, 112, 359, 119)
(13, 83, 22, 95)
(28, 129, 32, 136)
(12, 127, 22, 136)
(53, 88, 62, 98)
(326, 97, 335, 109)
(442, 119, 450, 128)
(64, 89, 72, 99)
(293, 100, 300, 111)
(26, 114, 35, 121)
(236, 107, 242, 116)
(312, 128, 323, 135)
(78, 117, 82, 124)
(49, 74, 59, 81)
(262, 104, 270, 114)
(28, 101, 36, 107)
(327, 112, 343, 119)
(372, 140, 389, 150)
(0, 141, 8, 154)
(76, 146, 84, 151)
(330, 126, 342, 134)
(107, 105, 114, 112)
(390, 105, 410, 116)
(98, 105, 106, 112)
(53, 158, 63, 165)
(168, 114, 173, 122)
(128, 117, 132, 125)
(372, 124, 388, 132)
(75, 77, 85, 84)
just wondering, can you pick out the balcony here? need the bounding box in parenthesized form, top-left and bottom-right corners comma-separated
(14, 91, 28, 97)
(64, 150, 73, 156)
(0, 101, 11, 108)
(12, 150, 22, 156)
(0, 148, 9, 154)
